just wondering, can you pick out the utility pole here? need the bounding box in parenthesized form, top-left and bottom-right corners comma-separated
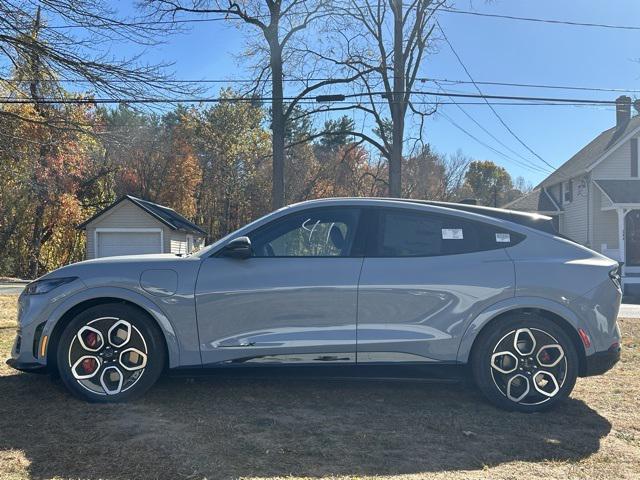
(390, 0, 405, 197)
(269, 31, 285, 210)
(27, 7, 49, 278)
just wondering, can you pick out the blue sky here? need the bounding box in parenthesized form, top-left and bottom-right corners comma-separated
(109, 0, 640, 186)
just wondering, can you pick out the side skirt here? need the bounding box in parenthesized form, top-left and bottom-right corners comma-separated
(168, 362, 468, 382)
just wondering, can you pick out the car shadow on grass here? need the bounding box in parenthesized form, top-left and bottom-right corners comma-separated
(0, 371, 611, 479)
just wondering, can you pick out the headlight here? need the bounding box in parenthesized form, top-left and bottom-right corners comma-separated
(23, 277, 77, 295)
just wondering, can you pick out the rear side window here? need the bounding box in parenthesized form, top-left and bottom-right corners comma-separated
(373, 209, 523, 257)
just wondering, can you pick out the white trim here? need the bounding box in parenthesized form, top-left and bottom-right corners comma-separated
(94, 228, 164, 258)
(186, 234, 194, 254)
(602, 203, 640, 211)
(618, 208, 627, 277)
(635, 136, 640, 178)
(592, 176, 640, 180)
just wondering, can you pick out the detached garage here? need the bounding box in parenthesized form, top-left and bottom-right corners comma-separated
(78, 195, 207, 259)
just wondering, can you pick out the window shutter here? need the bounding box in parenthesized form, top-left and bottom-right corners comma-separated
(632, 138, 638, 178)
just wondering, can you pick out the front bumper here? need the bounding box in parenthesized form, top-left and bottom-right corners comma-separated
(5, 357, 47, 374)
(584, 344, 621, 376)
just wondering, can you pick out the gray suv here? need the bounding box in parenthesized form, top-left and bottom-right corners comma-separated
(7, 198, 622, 411)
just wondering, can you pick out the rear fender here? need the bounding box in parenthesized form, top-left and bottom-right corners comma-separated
(456, 296, 596, 363)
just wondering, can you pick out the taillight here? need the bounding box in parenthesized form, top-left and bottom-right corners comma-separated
(578, 328, 592, 348)
(609, 264, 622, 291)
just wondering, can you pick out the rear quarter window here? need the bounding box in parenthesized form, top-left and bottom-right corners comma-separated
(374, 209, 524, 257)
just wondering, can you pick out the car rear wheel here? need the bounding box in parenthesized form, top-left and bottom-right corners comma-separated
(471, 313, 579, 412)
(56, 303, 165, 402)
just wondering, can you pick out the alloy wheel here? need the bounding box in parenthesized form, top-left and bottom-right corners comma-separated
(67, 317, 148, 396)
(489, 327, 567, 406)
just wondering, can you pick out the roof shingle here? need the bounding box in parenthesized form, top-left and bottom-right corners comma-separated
(539, 115, 640, 188)
(503, 188, 561, 213)
(595, 180, 640, 204)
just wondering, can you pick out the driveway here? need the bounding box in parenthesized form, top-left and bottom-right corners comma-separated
(620, 302, 640, 318)
(0, 283, 27, 295)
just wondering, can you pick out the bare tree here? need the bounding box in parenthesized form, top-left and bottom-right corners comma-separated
(143, 0, 373, 209)
(0, 1, 192, 106)
(322, 0, 445, 196)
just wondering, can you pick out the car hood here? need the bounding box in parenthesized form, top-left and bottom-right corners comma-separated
(76, 253, 184, 265)
(39, 254, 192, 281)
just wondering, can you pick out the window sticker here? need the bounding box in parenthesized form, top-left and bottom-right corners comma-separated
(496, 233, 511, 243)
(442, 228, 464, 240)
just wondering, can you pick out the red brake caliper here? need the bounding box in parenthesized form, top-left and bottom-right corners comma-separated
(82, 358, 97, 374)
(86, 332, 97, 349)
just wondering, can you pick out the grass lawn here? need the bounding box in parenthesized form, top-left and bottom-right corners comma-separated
(0, 294, 638, 480)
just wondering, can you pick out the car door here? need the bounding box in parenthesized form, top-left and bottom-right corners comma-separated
(356, 207, 516, 364)
(195, 207, 364, 366)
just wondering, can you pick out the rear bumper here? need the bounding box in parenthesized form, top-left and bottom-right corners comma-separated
(583, 345, 621, 377)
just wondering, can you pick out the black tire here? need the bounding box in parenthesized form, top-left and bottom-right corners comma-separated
(471, 313, 579, 412)
(56, 303, 165, 402)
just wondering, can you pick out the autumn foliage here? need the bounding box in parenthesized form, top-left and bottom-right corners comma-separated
(0, 88, 530, 278)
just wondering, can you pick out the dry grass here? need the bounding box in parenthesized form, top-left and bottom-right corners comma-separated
(0, 295, 638, 480)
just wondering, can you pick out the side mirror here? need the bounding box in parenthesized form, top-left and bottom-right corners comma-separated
(221, 236, 252, 259)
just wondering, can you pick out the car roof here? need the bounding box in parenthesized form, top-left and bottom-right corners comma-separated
(285, 197, 558, 235)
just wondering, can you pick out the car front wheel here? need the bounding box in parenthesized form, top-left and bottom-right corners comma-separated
(56, 303, 165, 402)
(471, 313, 579, 412)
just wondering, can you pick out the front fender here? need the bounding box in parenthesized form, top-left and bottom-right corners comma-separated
(42, 286, 182, 368)
(456, 296, 595, 363)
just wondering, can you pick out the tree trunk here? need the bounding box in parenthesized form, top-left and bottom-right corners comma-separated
(390, 0, 405, 198)
(28, 200, 45, 278)
(270, 42, 286, 209)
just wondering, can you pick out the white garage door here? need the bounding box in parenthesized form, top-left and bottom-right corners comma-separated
(97, 231, 162, 258)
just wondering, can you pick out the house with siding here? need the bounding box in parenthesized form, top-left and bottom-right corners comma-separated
(505, 95, 640, 296)
(78, 195, 207, 259)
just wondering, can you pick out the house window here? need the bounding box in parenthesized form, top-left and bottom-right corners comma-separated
(563, 180, 573, 203)
(632, 138, 638, 178)
(187, 235, 194, 253)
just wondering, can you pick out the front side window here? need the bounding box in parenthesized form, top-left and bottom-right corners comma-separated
(250, 208, 361, 257)
(374, 209, 521, 257)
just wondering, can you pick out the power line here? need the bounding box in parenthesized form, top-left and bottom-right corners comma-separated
(420, 77, 640, 94)
(436, 20, 557, 171)
(0, 90, 627, 105)
(3, 75, 640, 95)
(433, 80, 552, 174)
(436, 110, 550, 175)
(440, 7, 640, 31)
(29, 6, 640, 31)
(407, 91, 620, 105)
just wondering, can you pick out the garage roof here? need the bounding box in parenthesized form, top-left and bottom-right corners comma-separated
(78, 195, 207, 236)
